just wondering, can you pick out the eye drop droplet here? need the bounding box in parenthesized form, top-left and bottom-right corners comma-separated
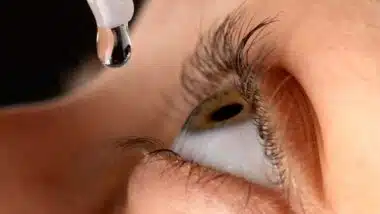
(97, 25, 132, 68)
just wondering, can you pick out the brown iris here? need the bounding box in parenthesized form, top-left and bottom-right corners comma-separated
(184, 89, 252, 132)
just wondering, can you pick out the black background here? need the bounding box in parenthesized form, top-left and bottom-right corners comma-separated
(0, 0, 145, 106)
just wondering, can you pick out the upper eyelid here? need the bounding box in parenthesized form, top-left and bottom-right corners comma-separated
(179, 5, 277, 105)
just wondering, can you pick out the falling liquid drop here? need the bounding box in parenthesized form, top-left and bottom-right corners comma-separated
(96, 25, 132, 68)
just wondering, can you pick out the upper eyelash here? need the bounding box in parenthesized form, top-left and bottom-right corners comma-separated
(177, 6, 285, 184)
(180, 7, 277, 105)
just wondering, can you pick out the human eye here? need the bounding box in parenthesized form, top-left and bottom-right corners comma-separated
(166, 10, 284, 188)
(123, 5, 321, 200)
(172, 88, 281, 187)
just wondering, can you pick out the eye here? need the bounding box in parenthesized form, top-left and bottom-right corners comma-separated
(172, 89, 280, 187)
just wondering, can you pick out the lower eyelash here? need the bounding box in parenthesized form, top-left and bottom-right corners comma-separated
(137, 149, 294, 214)
(145, 149, 242, 187)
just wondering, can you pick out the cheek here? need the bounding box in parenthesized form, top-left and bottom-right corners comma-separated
(0, 104, 144, 213)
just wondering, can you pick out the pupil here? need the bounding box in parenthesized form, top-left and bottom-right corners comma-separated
(209, 103, 244, 122)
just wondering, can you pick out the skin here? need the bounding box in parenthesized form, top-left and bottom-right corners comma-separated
(1, 0, 380, 213)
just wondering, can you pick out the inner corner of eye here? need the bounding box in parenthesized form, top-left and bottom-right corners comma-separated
(171, 89, 280, 187)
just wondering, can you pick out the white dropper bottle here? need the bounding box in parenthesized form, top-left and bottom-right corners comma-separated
(86, 0, 135, 67)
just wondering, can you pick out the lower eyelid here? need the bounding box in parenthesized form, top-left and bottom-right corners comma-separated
(144, 149, 240, 186)
(132, 150, 293, 213)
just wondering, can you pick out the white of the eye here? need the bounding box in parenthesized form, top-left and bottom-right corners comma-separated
(172, 121, 276, 187)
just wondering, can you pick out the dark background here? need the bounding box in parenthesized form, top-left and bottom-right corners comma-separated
(0, 0, 145, 106)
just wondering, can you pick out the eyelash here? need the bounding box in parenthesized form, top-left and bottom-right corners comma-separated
(119, 7, 285, 185)
(179, 9, 285, 184)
